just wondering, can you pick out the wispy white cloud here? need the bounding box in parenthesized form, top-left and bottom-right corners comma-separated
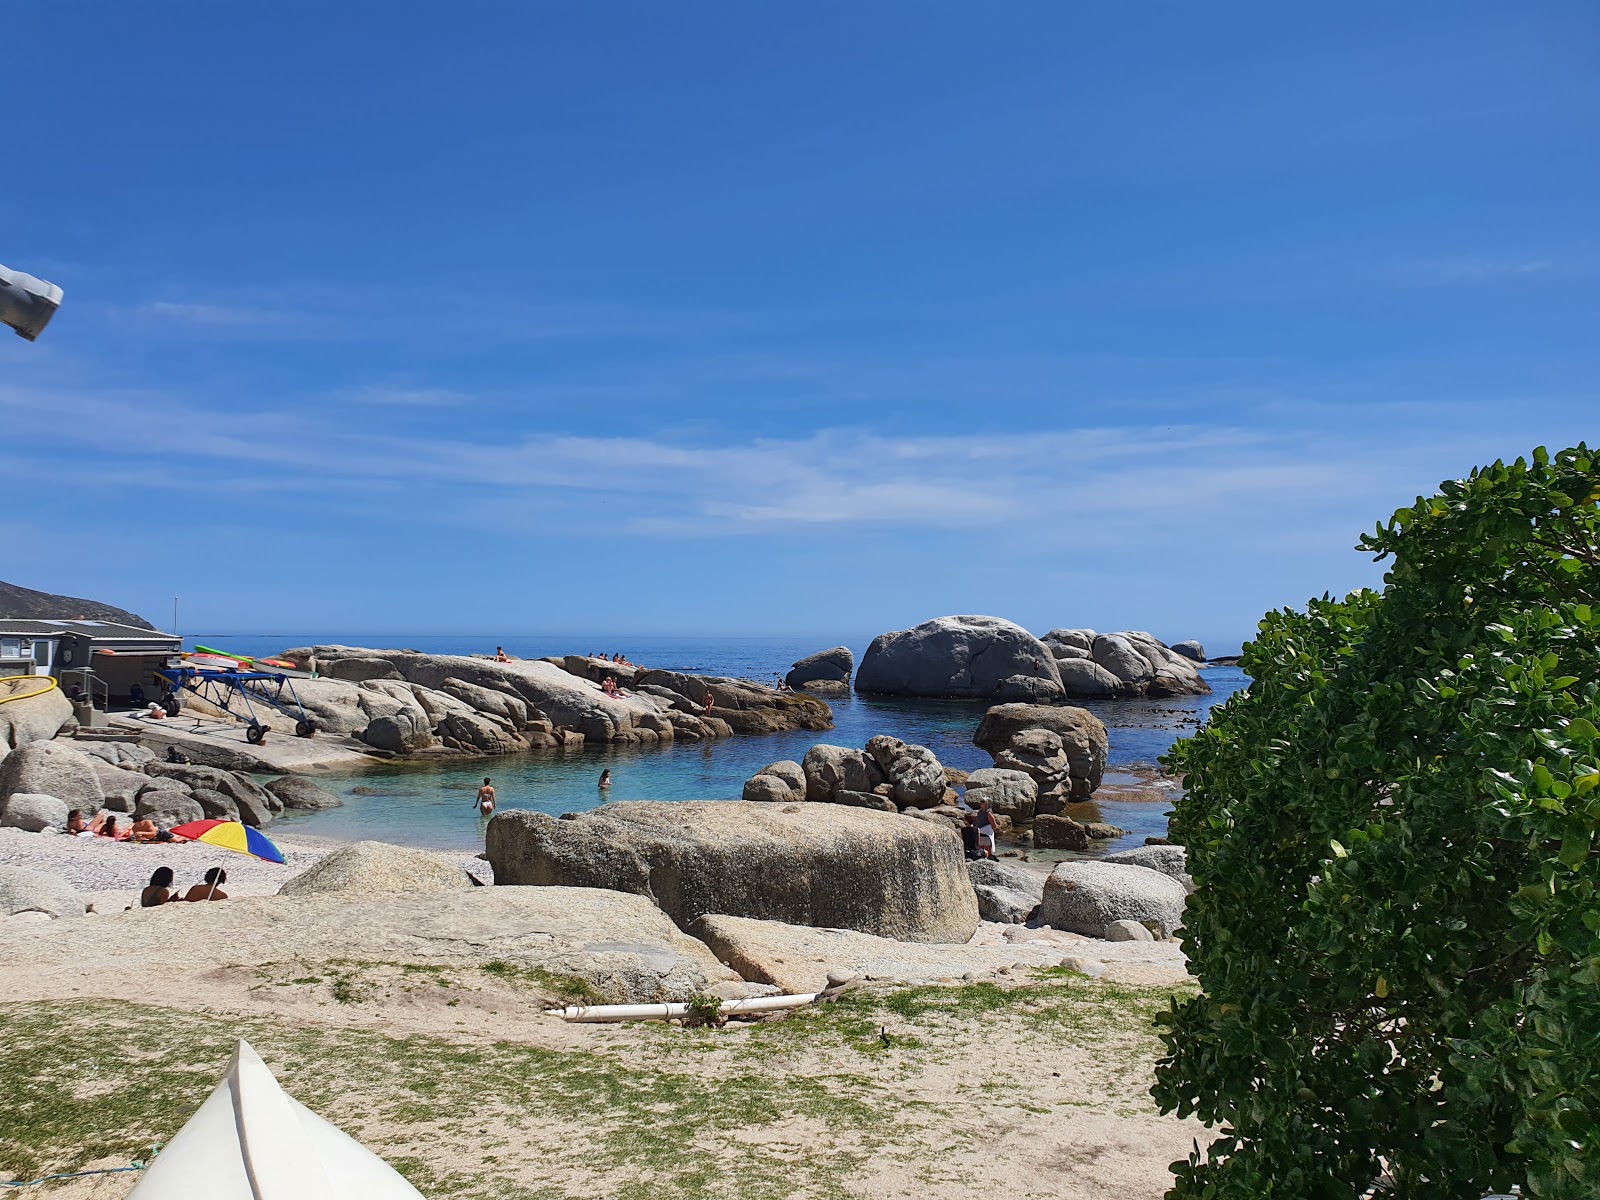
(0, 375, 1501, 551)
(137, 300, 298, 327)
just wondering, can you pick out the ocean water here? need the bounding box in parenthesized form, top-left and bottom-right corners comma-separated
(192, 633, 1248, 854)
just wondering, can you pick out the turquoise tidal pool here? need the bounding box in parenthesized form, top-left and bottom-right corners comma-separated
(195, 633, 1247, 855)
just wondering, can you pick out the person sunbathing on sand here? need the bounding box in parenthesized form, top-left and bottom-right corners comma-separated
(98, 815, 126, 841)
(183, 867, 229, 902)
(140, 867, 179, 907)
(129, 817, 161, 844)
(64, 810, 94, 838)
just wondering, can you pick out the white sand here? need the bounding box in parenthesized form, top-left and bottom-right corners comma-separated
(0, 826, 489, 910)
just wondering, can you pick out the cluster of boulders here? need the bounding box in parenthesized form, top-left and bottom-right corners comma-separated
(783, 646, 854, 696)
(743, 736, 955, 812)
(266, 646, 831, 756)
(971, 703, 1108, 811)
(1040, 629, 1210, 699)
(852, 615, 1210, 703)
(0, 737, 341, 832)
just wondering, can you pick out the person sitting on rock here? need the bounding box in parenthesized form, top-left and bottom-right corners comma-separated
(703, 691, 715, 714)
(974, 799, 999, 860)
(960, 811, 982, 860)
(140, 867, 179, 907)
(494, 646, 510, 662)
(184, 866, 229, 902)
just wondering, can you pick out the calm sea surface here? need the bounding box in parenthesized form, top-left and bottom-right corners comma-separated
(193, 634, 1248, 854)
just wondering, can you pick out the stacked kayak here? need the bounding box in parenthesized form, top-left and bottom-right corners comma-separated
(128, 1040, 425, 1199)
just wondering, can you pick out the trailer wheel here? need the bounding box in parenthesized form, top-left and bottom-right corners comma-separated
(164, 692, 183, 714)
(246, 722, 267, 745)
(295, 720, 315, 738)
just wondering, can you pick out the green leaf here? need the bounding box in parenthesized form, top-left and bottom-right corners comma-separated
(1558, 824, 1591, 868)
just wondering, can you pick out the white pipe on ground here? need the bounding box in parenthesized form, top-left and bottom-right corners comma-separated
(549, 992, 820, 1022)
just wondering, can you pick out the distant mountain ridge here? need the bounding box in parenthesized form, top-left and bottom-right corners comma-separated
(0, 579, 155, 630)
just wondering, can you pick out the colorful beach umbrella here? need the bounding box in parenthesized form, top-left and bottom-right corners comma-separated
(167, 820, 286, 864)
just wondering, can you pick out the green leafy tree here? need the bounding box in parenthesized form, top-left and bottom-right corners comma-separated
(1155, 445, 1600, 1198)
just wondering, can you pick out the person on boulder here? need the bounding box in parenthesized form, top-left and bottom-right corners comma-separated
(960, 811, 982, 860)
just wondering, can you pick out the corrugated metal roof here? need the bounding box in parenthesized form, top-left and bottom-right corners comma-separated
(0, 618, 179, 641)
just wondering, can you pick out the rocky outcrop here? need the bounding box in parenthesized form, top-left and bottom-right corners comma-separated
(264, 776, 343, 811)
(0, 863, 86, 918)
(1042, 629, 1210, 699)
(279, 840, 476, 899)
(363, 709, 436, 754)
(741, 760, 806, 804)
(865, 735, 946, 808)
(785, 647, 854, 694)
(90, 761, 148, 811)
(962, 767, 1038, 821)
(486, 800, 980, 943)
(1037, 860, 1188, 938)
(1, 793, 69, 832)
(0, 742, 103, 812)
(279, 646, 818, 748)
(973, 703, 1108, 807)
(1171, 640, 1205, 662)
(788, 737, 954, 814)
(134, 790, 205, 827)
(855, 616, 1064, 702)
(966, 859, 1044, 924)
(0, 578, 153, 628)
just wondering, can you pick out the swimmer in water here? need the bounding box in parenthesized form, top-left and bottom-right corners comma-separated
(598, 769, 611, 791)
(474, 777, 496, 816)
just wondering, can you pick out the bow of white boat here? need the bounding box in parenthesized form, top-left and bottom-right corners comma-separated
(128, 1040, 425, 1200)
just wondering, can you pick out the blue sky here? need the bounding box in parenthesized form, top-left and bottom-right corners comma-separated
(3, 1, 1596, 650)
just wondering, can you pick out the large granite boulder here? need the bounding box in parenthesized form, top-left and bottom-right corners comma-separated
(962, 767, 1038, 821)
(1, 793, 69, 832)
(865, 736, 947, 808)
(0, 864, 85, 918)
(1171, 640, 1205, 662)
(690, 913, 1078, 993)
(1037, 860, 1188, 938)
(741, 760, 807, 804)
(486, 800, 980, 943)
(264, 776, 343, 811)
(0, 742, 103, 811)
(855, 616, 1064, 702)
(785, 646, 854, 691)
(966, 858, 1044, 924)
(1054, 657, 1125, 699)
(439, 677, 530, 728)
(189, 788, 240, 821)
(438, 710, 524, 755)
(801, 744, 887, 802)
(321, 656, 405, 682)
(279, 841, 474, 899)
(973, 703, 1108, 804)
(0, 682, 74, 752)
(1033, 813, 1089, 850)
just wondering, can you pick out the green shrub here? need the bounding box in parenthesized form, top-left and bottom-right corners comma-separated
(1155, 445, 1600, 1198)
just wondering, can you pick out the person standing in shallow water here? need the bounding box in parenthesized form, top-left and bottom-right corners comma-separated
(598, 769, 611, 792)
(474, 777, 496, 816)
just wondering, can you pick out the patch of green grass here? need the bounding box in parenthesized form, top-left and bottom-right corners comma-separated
(0, 1000, 903, 1199)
